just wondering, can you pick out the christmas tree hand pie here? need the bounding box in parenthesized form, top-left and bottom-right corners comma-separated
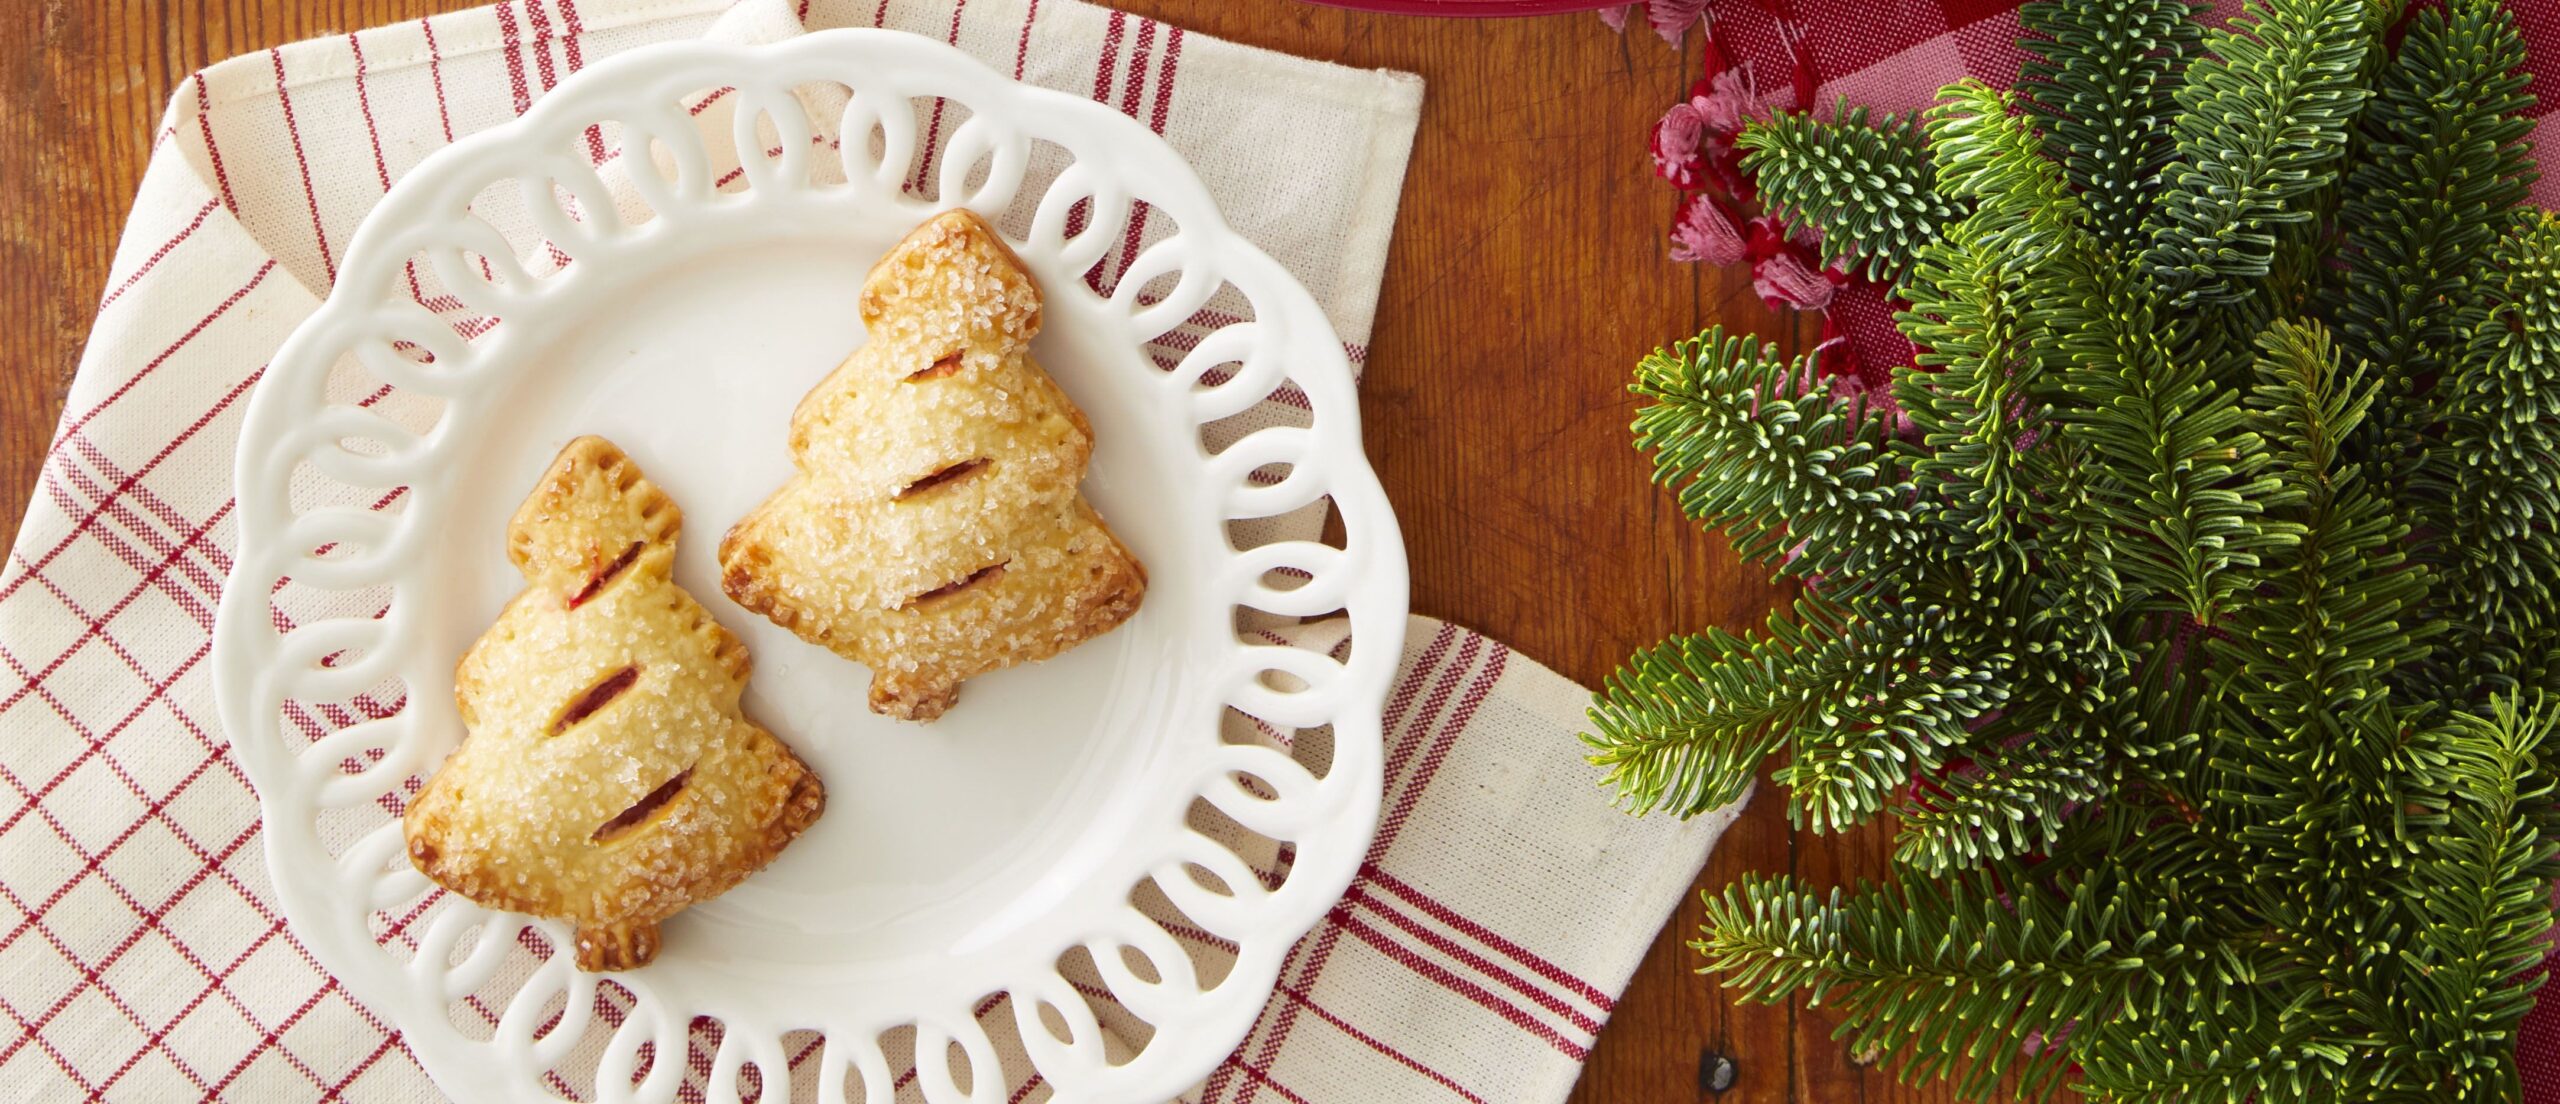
(720, 209, 1146, 721)
(404, 437, 824, 972)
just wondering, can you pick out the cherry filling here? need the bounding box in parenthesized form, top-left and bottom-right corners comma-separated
(592, 767, 691, 843)
(902, 561, 1007, 608)
(905, 351, 966, 381)
(568, 541, 645, 608)
(551, 665, 640, 736)
(896, 457, 989, 500)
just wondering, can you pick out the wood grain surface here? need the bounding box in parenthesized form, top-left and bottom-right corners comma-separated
(0, 2, 1958, 1102)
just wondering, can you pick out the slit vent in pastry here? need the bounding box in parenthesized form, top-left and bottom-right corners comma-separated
(718, 210, 1146, 722)
(404, 436, 825, 972)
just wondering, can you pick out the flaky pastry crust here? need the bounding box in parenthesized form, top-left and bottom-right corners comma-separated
(719, 209, 1146, 721)
(404, 436, 824, 971)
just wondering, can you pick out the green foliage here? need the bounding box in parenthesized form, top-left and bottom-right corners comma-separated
(2211, 319, 2431, 727)
(1775, 597, 2015, 833)
(1698, 865, 2201, 1101)
(2141, 0, 2374, 305)
(2191, 322, 2454, 1096)
(2046, 242, 2302, 623)
(2419, 213, 2560, 698)
(1629, 326, 1918, 585)
(2334, 0, 2538, 499)
(1896, 218, 2048, 576)
(1593, 1, 2560, 1098)
(1585, 596, 1861, 818)
(2019, 0, 2202, 250)
(1584, 591, 2013, 828)
(1927, 80, 2083, 263)
(1737, 106, 1962, 285)
(2395, 698, 2560, 1099)
(1888, 730, 2104, 875)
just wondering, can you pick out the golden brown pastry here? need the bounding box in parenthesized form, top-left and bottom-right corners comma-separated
(719, 209, 1146, 721)
(405, 436, 823, 972)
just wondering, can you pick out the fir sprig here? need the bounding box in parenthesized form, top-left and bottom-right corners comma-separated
(2046, 243, 2302, 624)
(1897, 218, 2047, 575)
(2422, 212, 2560, 698)
(2397, 698, 2560, 1097)
(1888, 730, 2104, 875)
(2333, 0, 2538, 500)
(2019, 0, 2203, 250)
(1629, 326, 1918, 584)
(1593, 0, 2560, 1097)
(2141, 0, 2374, 305)
(1585, 596, 1861, 818)
(1928, 80, 2084, 264)
(1697, 866, 2201, 1101)
(1737, 106, 1962, 285)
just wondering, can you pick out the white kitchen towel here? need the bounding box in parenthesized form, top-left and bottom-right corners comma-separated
(0, 1, 1742, 1100)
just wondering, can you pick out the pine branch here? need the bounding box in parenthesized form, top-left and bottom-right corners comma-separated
(1776, 597, 2016, 833)
(2141, 0, 2374, 305)
(1698, 867, 2193, 1101)
(1891, 727, 2105, 875)
(1926, 80, 2084, 264)
(1737, 106, 1963, 286)
(1583, 597, 1857, 818)
(1631, 326, 1919, 584)
(1584, 592, 2012, 826)
(1608, 3, 2560, 1095)
(2335, 0, 2538, 501)
(2070, 981, 2335, 1104)
(2393, 696, 2559, 1099)
(2419, 213, 2560, 697)
(2018, 0, 2203, 251)
(1897, 219, 2048, 575)
(2045, 246, 2303, 623)
(1899, 81, 2100, 577)
(2020, 436, 2128, 646)
(2188, 323, 2443, 1080)
(2216, 319, 2434, 722)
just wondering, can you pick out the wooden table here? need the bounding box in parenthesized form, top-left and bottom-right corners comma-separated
(1, 3, 1952, 1101)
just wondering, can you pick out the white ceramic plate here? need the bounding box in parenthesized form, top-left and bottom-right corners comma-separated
(210, 29, 1404, 1104)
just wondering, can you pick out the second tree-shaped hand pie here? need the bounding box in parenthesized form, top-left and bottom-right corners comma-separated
(405, 437, 824, 972)
(720, 210, 1146, 721)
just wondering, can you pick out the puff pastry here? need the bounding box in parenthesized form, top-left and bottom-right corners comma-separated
(405, 437, 824, 972)
(719, 209, 1146, 721)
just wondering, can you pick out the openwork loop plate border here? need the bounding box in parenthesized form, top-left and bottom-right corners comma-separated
(211, 30, 1405, 1104)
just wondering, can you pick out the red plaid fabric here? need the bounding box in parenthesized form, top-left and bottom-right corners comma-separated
(0, 1, 1746, 1101)
(1680, 0, 2560, 388)
(1672, 0, 2560, 1096)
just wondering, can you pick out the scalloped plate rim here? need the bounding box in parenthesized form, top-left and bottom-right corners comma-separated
(210, 27, 1405, 1104)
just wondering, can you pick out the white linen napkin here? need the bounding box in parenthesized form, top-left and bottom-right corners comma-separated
(0, 1, 1742, 1100)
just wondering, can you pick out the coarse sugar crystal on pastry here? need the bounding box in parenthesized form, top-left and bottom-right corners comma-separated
(402, 436, 824, 972)
(719, 208, 1146, 722)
